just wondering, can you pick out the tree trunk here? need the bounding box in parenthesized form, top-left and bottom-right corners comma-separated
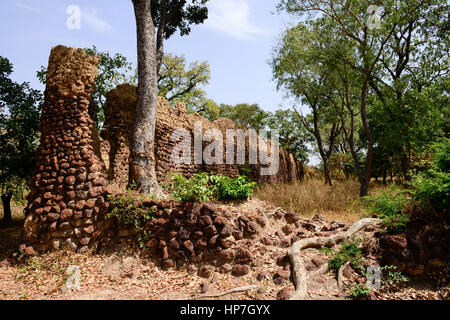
(1, 193, 13, 223)
(323, 159, 332, 186)
(360, 80, 373, 197)
(400, 143, 411, 181)
(131, 0, 165, 197)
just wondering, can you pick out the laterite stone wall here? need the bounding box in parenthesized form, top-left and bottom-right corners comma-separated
(104, 200, 259, 273)
(22, 45, 305, 255)
(23, 45, 109, 253)
(100, 84, 305, 188)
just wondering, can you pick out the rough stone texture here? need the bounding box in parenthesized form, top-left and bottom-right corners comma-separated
(100, 85, 305, 186)
(22, 51, 306, 254)
(232, 264, 250, 276)
(23, 45, 108, 252)
(103, 200, 255, 272)
(100, 84, 137, 188)
(377, 225, 449, 277)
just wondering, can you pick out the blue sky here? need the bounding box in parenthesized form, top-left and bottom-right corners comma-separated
(1, 0, 301, 112)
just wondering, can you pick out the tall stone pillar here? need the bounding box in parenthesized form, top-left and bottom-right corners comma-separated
(24, 45, 108, 253)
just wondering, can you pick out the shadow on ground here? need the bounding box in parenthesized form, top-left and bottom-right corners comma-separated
(0, 220, 24, 260)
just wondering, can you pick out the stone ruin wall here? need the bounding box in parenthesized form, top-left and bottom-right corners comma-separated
(378, 226, 449, 277)
(100, 84, 305, 189)
(23, 46, 110, 253)
(104, 200, 270, 274)
(22, 45, 304, 255)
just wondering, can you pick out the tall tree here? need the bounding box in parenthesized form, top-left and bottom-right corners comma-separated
(278, 0, 429, 196)
(0, 56, 42, 223)
(368, 0, 449, 180)
(272, 21, 344, 185)
(131, 0, 208, 195)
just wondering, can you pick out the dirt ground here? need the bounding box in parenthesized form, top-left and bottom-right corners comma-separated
(0, 199, 447, 301)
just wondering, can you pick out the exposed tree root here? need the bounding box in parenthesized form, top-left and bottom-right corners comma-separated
(187, 285, 260, 300)
(338, 261, 350, 292)
(287, 218, 381, 300)
(271, 207, 285, 216)
(309, 262, 329, 277)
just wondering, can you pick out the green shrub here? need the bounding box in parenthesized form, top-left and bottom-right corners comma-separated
(238, 167, 253, 177)
(380, 213, 409, 234)
(381, 265, 409, 285)
(409, 170, 449, 212)
(362, 187, 410, 234)
(210, 174, 257, 200)
(430, 138, 450, 172)
(163, 172, 214, 203)
(107, 194, 156, 248)
(162, 172, 257, 203)
(321, 238, 365, 275)
(408, 139, 449, 213)
(363, 187, 409, 217)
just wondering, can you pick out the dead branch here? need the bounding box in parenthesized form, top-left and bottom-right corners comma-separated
(287, 218, 381, 300)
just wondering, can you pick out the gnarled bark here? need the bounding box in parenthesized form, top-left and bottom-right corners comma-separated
(131, 0, 165, 197)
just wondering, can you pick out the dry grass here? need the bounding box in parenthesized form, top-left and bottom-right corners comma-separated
(254, 178, 389, 223)
(0, 202, 26, 221)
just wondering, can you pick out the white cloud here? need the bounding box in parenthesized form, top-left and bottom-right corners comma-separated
(10, 0, 41, 13)
(204, 0, 273, 40)
(82, 7, 114, 33)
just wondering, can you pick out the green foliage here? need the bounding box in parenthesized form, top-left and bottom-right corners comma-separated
(266, 109, 312, 162)
(107, 194, 156, 249)
(275, 0, 449, 192)
(214, 103, 268, 131)
(380, 214, 410, 235)
(209, 174, 257, 200)
(0, 177, 29, 205)
(410, 171, 449, 213)
(1, 56, 41, 206)
(150, 0, 209, 39)
(196, 98, 220, 121)
(363, 187, 409, 217)
(163, 172, 257, 203)
(321, 238, 365, 275)
(271, 18, 349, 181)
(381, 265, 409, 286)
(349, 284, 370, 299)
(430, 138, 450, 173)
(157, 53, 216, 116)
(163, 172, 214, 203)
(362, 187, 410, 234)
(409, 139, 450, 212)
(37, 45, 134, 127)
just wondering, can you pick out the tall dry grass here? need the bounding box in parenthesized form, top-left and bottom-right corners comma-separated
(254, 178, 388, 223)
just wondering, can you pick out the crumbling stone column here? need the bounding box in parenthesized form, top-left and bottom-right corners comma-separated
(24, 45, 109, 253)
(100, 84, 137, 188)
